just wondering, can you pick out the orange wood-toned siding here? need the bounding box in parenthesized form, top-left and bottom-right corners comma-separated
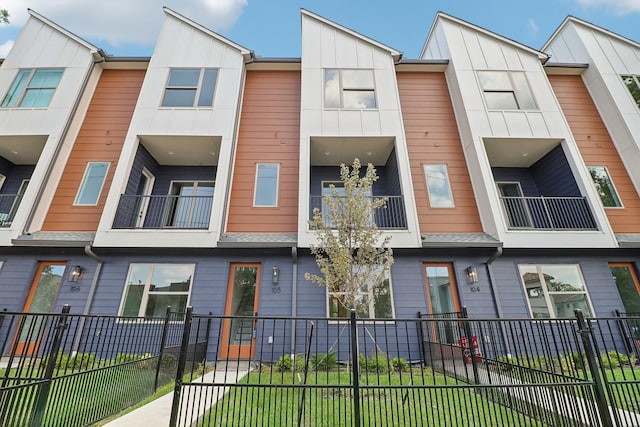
(397, 72, 483, 233)
(42, 69, 145, 231)
(549, 75, 640, 233)
(226, 70, 300, 233)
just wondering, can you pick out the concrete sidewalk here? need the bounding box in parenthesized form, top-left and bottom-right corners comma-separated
(103, 363, 250, 427)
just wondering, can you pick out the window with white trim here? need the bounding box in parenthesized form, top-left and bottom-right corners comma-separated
(254, 163, 279, 207)
(478, 71, 537, 110)
(519, 264, 594, 318)
(161, 68, 218, 107)
(327, 266, 394, 319)
(621, 75, 640, 110)
(324, 69, 376, 109)
(424, 164, 455, 208)
(119, 264, 194, 317)
(2, 68, 64, 108)
(588, 166, 622, 208)
(74, 162, 110, 206)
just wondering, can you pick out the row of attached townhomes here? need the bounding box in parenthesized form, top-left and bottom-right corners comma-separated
(2, 7, 640, 357)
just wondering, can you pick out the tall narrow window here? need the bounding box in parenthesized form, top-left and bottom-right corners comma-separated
(588, 166, 622, 207)
(424, 164, 454, 208)
(519, 264, 593, 318)
(2, 68, 64, 108)
(254, 163, 279, 207)
(478, 71, 537, 110)
(610, 263, 640, 315)
(161, 68, 218, 107)
(118, 264, 194, 318)
(75, 162, 110, 206)
(324, 69, 376, 109)
(622, 75, 640, 109)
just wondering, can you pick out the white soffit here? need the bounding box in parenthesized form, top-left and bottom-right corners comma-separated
(310, 136, 395, 166)
(0, 135, 47, 165)
(139, 135, 222, 166)
(483, 138, 562, 167)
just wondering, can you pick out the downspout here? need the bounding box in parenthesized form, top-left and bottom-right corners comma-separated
(72, 244, 103, 353)
(485, 246, 511, 355)
(290, 246, 298, 356)
(22, 55, 106, 235)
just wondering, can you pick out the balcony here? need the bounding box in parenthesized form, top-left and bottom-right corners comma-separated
(499, 196, 597, 230)
(113, 194, 213, 229)
(0, 193, 24, 228)
(309, 195, 407, 230)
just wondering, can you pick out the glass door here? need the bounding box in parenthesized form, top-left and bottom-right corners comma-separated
(610, 263, 640, 314)
(166, 181, 214, 228)
(497, 182, 532, 228)
(221, 263, 261, 359)
(423, 263, 461, 344)
(134, 168, 154, 228)
(15, 262, 66, 355)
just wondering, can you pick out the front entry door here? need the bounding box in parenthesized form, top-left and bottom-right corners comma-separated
(610, 263, 640, 314)
(423, 263, 461, 344)
(16, 262, 66, 355)
(221, 263, 261, 359)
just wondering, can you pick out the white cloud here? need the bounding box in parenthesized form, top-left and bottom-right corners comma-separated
(574, 0, 640, 14)
(1, 0, 248, 50)
(0, 40, 14, 57)
(527, 19, 539, 34)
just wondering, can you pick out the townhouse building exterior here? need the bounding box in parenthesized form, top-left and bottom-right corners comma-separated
(1, 8, 640, 357)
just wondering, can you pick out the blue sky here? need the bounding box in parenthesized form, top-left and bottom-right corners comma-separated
(0, 0, 639, 58)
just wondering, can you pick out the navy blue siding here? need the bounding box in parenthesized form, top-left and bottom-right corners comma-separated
(531, 145, 580, 197)
(491, 167, 540, 196)
(125, 144, 159, 195)
(150, 166, 216, 195)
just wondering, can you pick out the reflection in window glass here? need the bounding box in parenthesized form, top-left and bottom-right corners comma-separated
(622, 75, 640, 109)
(588, 166, 622, 207)
(119, 264, 194, 318)
(424, 164, 454, 208)
(519, 265, 593, 318)
(2, 68, 64, 108)
(328, 266, 394, 319)
(162, 68, 218, 107)
(254, 163, 279, 206)
(610, 264, 640, 315)
(75, 162, 110, 205)
(478, 71, 537, 110)
(324, 69, 376, 109)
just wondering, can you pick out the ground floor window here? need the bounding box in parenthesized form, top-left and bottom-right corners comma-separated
(118, 263, 194, 317)
(610, 262, 640, 314)
(519, 264, 593, 318)
(327, 266, 394, 319)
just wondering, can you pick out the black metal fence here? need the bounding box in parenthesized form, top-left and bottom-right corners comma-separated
(0, 305, 199, 427)
(171, 309, 640, 427)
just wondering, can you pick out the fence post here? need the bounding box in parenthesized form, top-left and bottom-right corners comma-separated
(350, 311, 361, 427)
(613, 309, 634, 355)
(155, 305, 172, 391)
(169, 306, 193, 427)
(461, 307, 480, 385)
(416, 312, 425, 365)
(297, 321, 314, 427)
(29, 305, 70, 427)
(574, 309, 614, 427)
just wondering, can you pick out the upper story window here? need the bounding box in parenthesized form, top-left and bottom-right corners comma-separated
(254, 163, 279, 207)
(519, 264, 593, 318)
(324, 69, 376, 109)
(587, 166, 622, 208)
(74, 162, 110, 206)
(328, 266, 394, 319)
(424, 164, 455, 208)
(2, 68, 64, 108)
(478, 71, 537, 110)
(161, 68, 218, 107)
(621, 75, 640, 110)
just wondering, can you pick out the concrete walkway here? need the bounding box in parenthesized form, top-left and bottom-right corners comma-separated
(103, 362, 251, 427)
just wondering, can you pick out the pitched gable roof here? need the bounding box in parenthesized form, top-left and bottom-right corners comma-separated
(27, 9, 102, 58)
(542, 15, 640, 53)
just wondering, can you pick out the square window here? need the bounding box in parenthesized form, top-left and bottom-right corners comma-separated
(328, 266, 394, 319)
(119, 264, 194, 318)
(519, 264, 593, 318)
(2, 68, 64, 108)
(588, 166, 622, 208)
(74, 162, 110, 206)
(478, 71, 537, 111)
(254, 163, 279, 207)
(424, 164, 454, 208)
(161, 68, 218, 107)
(324, 69, 376, 109)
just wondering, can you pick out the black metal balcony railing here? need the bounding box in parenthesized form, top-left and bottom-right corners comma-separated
(499, 196, 598, 230)
(0, 193, 24, 228)
(113, 194, 213, 229)
(309, 195, 407, 229)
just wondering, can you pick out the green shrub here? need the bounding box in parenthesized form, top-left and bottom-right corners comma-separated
(115, 353, 141, 364)
(560, 352, 585, 373)
(311, 351, 337, 371)
(390, 357, 409, 373)
(41, 352, 96, 370)
(275, 354, 293, 371)
(159, 353, 177, 370)
(358, 352, 389, 373)
(600, 351, 634, 369)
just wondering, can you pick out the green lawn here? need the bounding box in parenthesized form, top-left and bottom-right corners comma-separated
(199, 368, 543, 427)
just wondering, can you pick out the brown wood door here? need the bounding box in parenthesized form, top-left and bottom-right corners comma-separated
(423, 262, 461, 344)
(15, 262, 66, 355)
(220, 263, 261, 359)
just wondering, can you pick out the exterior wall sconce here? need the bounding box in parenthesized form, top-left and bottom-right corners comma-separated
(466, 266, 479, 285)
(69, 265, 83, 282)
(272, 266, 279, 284)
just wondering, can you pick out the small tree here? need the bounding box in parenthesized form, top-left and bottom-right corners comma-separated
(305, 158, 394, 317)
